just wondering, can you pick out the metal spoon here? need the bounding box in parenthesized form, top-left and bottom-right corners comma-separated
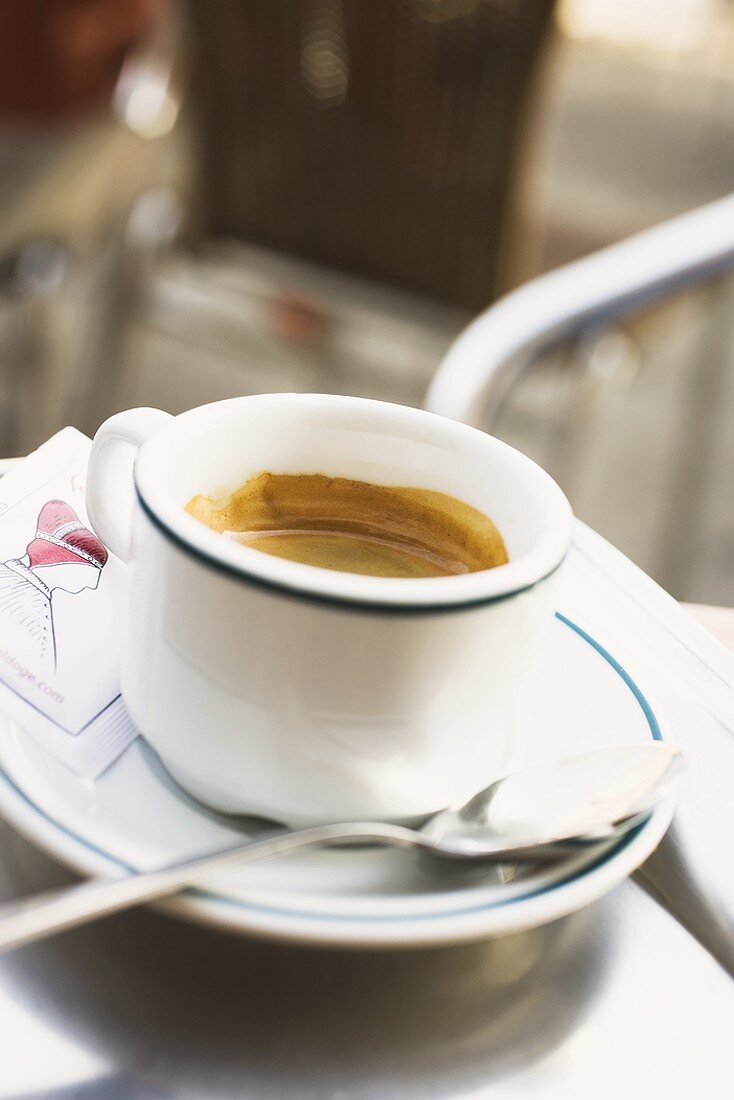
(0, 744, 681, 953)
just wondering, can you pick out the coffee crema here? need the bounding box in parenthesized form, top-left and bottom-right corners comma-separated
(185, 472, 508, 579)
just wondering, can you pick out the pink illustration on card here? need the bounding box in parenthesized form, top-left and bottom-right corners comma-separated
(0, 500, 107, 673)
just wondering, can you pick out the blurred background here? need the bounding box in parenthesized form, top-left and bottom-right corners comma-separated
(0, 0, 732, 603)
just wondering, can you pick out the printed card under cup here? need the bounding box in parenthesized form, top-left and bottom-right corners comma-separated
(0, 428, 137, 777)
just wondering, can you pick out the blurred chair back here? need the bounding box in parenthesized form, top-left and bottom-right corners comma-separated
(188, 0, 555, 310)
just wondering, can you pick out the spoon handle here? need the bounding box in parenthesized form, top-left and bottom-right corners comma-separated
(0, 821, 418, 954)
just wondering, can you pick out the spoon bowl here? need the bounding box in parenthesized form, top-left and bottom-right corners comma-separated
(419, 744, 682, 861)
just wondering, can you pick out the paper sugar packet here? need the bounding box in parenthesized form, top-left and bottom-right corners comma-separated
(0, 428, 138, 777)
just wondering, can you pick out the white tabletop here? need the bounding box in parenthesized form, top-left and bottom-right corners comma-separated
(685, 603, 734, 652)
(0, 520, 732, 1099)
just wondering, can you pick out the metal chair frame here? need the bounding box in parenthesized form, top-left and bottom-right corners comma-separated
(425, 193, 734, 428)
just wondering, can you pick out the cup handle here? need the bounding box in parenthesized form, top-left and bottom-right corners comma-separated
(86, 408, 173, 562)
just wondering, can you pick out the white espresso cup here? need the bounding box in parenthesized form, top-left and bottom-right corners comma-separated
(86, 394, 571, 826)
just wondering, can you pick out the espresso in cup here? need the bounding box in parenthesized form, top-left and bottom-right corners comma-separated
(185, 472, 508, 579)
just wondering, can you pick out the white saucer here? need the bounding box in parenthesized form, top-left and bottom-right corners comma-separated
(0, 613, 673, 949)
